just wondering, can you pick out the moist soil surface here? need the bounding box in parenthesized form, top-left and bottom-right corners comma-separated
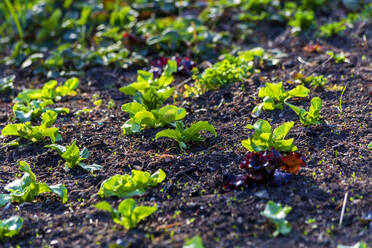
(1, 23, 372, 248)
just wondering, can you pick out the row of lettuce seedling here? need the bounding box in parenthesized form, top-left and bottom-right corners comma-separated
(0, 49, 325, 241)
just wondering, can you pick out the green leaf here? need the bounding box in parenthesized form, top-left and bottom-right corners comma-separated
(120, 85, 138, 96)
(150, 169, 167, 184)
(0, 215, 24, 240)
(97, 169, 166, 198)
(134, 111, 156, 127)
(99, 199, 157, 230)
(40, 127, 60, 143)
(18, 161, 36, 182)
(96, 201, 113, 214)
(258, 82, 286, 101)
(118, 198, 136, 217)
(79, 163, 102, 172)
(308, 97, 322, 119)
(156, 129, 181, 141)
(243, 120, 297, 152)
(80, 147, 89, 159)
(1, 124, 20, 136)
(274, 138, 297, 152)
(246, 119, 272, 134)
(48, 184, 68, 203)
(286, 97, 322, 126)
(121, 118, 142, 136)
(132, 204, 157, 224)
(260, 96, 278, 112)
(183, 236, 204, 248)
(0, 194, 12, 208)
(273, 122, 294, 140)
(41, 110, 58, 127)
(287, 85, 310, 98)
(44, 144, 66, 155)
(368, 142, 372, 150)
(121, 102, 147, 116)
(261, 200, 292, 236)
(164, 60, 177, 75)
(241, 138, 254, 152)
(62, 140, 82, 168)
(56, 77, 79, 97)
(184, 121, 217, 141)
(285, 102, 305, 118)
(155, 105, 187, 124)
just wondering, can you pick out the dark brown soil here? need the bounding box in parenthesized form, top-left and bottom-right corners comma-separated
(0, 24, 371, 248)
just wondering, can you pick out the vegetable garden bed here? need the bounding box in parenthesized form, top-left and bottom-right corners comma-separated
(0, 1, 371, 247)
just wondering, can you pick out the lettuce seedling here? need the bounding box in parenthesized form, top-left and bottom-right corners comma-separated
(252, 82, 310, 117)
(0, 216, 24, 240)
(13, 99, 69, 122)
(121, 102, 186, 135)
(1, 110, 62, 144)
(0, 75, 15, 95)
(320, 21, 346, 37)
(305, 75, 328, 89)
(96, 199, 157, 230)
(98, 169, 166, 198)
(223, 149, 305, 190)
(289, 10, 315, 34)
(15, 77, 79, 103)
(0, 161, 68, 208)
(155, 121, 217, 150)
(183, 236, 204, 248)
(327, 51, 349, 63)
(285, 97, 322, 126)
(185, 55, 254, 97)
(261, 200, 292, 237)
(241, 119, 297, 152)
(45, 140, 102, 172)
(120, 61, 177, 110)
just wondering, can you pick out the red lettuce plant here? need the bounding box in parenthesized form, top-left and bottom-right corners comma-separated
(223, 149, 305, 190)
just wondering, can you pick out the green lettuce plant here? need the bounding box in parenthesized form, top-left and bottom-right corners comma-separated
(327, 51, 349, 63)
(320, 21, 346, 37)
(239, 0, 272, 21)
(0, 161, 68, 208)
(120, 61, 177, 110)
(302, 75, 328, 89)
(289, 10, 315, 34)
(15, 77, 79, 103)
(13, 99, 69, 122)
(185, 55, 253, 97)
(0, 75, 15, 95)
(1, 110, 62, 144)
(261, 200, 292, 237)
(252, 82, 310, 117)
(45, 140, 102, 172)
(121, 102, 186, 135)
(96, 198, 157, 230)
(155, 121, 217, 150)
(0, 216, 24, 240)
(98, 169, 166, 198)
(183, 236, 205, 248)
(285, 97, 322, 126)
(241, 119, 297, 152)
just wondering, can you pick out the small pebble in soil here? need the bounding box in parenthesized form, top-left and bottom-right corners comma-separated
(254, 190, 269, 199)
